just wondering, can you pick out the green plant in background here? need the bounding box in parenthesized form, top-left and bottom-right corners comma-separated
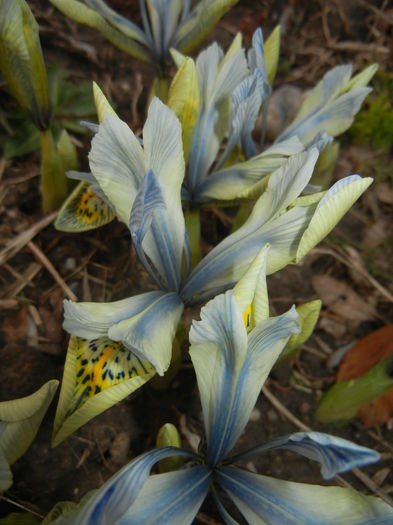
(0, 64, 96, 159)
(350, 70, 393, 151)
(0, 0, 86, 212)
(49, 0, 238, 99)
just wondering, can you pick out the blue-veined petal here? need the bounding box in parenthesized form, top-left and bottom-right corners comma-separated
(88, 114, 145, 224)
(63, 291, 165, 339)
(197, 136, 305, 201)
(117, 466, 211, 524)
(211, 488, 240, 525)
(216, 71, 263, 168)
(188, 106, 220, 193)
(71, 447, 197, 525)
(181, 204, 313, 303)
(216, 466, 393, 525)
(84, 0, 148, 44)
(277, 65, 372, 145)
(229, 431, 380, 480)
(289, 65, 353, 126)
(195, 42, 223, 103)
(130, 169, 166, 245)
(182, 151, 318, 302)
(213, 48, 248, 105)
(142, 97, 186, 291)
(190, 292, 298, 465)
(296, 175, 373, 262)
(107, 292, 184, 375)
(247, 27, 269, 85)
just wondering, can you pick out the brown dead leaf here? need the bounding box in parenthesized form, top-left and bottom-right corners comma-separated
(337, 324, 393, 427)
(312, 274, 376, 323)
(363, 219, 391, 249)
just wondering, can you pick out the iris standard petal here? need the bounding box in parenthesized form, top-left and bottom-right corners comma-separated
(142, 98, 186, 290)
(88, 114, 145, 224)
(216, 466, 393, 525)
(117, 466, 211, 525)
(190, 292, 298, 465)
(230, 431, 380, 480)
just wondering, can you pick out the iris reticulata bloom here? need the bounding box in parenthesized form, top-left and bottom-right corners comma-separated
(53, 93, 372, 445)
(49, 249, 393, 524)
(49, 0, 238, 73)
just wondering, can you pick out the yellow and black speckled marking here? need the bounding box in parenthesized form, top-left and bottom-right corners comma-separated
(55, 182, 115, 232)
(243, 304, 251, 329)
(66, 336, 154, 417)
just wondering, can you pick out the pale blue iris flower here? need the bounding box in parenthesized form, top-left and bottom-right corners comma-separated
(63, 96, 372, 376)
(53, 254, 392, 524)
(50, 0, 238, 72)
(180, 29, 375, 202)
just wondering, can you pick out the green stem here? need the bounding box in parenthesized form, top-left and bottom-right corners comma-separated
(40, 129, 68, 213)
(185, 207, 202, 271)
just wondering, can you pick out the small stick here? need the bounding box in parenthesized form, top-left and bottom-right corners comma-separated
(0, 211, 57, 266)
(0, 494, 44, 519)
(262, 385, 393, 506)
(27, 241, 77, 301)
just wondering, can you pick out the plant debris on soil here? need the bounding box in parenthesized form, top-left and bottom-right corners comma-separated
(1, 0, 393, 522)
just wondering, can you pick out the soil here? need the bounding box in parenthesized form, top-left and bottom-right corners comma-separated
(1, 0, 393, 522)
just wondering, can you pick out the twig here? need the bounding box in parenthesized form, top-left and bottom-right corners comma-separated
(0, 211, 57, 266)
(262, 385, 393, 506)
(27, 241, 77, 301)
(0, 494, 44, 519)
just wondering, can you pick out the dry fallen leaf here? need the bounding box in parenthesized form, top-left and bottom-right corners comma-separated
(312, 274, 376, 323)
(337, 324, 393, 427)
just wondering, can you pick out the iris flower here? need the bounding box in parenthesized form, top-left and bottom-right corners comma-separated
(172, 29, 376, 202)
(48, 249, 393, 524)
(49, 0, 237, 75)
(53, 94, 372, 445)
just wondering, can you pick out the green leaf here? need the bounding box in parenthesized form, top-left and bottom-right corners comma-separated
(155, 423, 183, 473)
(315, 356, 393, 424)
(0, 119, 40, 159)
(0, 380, 58, 469)
(264, 25, 280, 85)
(0, 513, 40, 525)
(0, 454, 12, 492)
(40, 128, 69, 213)
(49, 0, 152, 63)
(92, 81, 116, 123)
(340, 63, 378, 94)
(0, 0, 51, 130)
(52, 336, 155, 446)
(176, 0, 239, 55)
(277, 299, 321, 365)
(311, 142, 339, 189)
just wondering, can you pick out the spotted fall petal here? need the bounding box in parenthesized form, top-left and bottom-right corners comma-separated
(190, 291, 299, 465)
(63, 291, 184, 375)
(216, 466, 393, 525)
(52, 336, 155, 446)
